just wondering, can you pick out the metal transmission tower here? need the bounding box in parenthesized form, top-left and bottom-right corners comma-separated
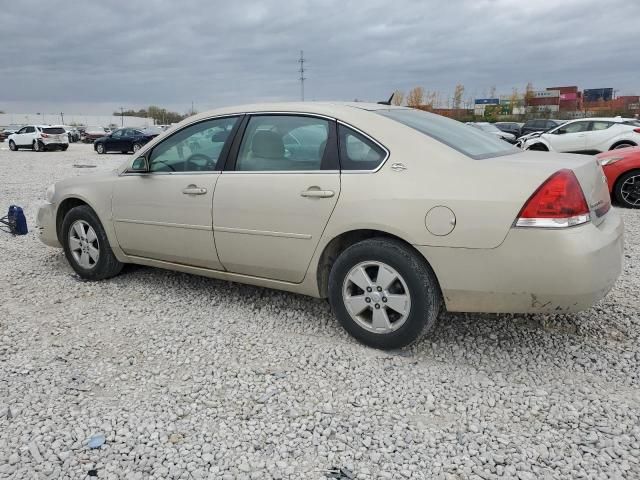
(298, 50, 306, 101)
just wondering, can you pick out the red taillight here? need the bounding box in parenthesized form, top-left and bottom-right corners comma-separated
(515, 169, 590, 228)
(41, 133, 49, 138)
(634, 128, 640, 134)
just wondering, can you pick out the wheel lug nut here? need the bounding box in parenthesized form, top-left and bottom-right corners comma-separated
(377, 286, 382, 292)
(374, 304, 380, 309)
(365, 297, 371, 303)
(382, 297, 387, 303)
(366, 287, 372, 292)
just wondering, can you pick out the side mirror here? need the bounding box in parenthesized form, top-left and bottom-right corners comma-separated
(128, 156, 149, 173)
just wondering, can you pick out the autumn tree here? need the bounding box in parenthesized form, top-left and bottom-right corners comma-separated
(406, 87, 425, 108)
(391, 90, 405, 106)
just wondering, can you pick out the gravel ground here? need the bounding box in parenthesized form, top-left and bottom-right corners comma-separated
(0, 143, 639, 480)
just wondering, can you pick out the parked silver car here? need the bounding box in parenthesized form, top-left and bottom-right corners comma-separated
(37, 103, 623, 349)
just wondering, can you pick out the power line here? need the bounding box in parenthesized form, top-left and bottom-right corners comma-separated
(298, 50, 306, 101)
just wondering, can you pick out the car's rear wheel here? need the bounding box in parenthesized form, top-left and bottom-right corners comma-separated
(614, 169, 640, 209)
(132, 143, 142, 153)
(96, 143, 105, 154)
(612, 142, 635, 150)
(328, 238, 442, 349)
(61, 145, 68, 151)
(62, 205, 123, 280)
(9, 140, 17, 151)
(34, 140, 44, 152)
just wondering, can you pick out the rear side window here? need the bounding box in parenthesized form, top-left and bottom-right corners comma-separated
(42, 127, 65, 134)
(25, 126, 35, 133)
(589, 121, 613, 131)
(377, 109, 517, 160)
(338, 125, 386, 170)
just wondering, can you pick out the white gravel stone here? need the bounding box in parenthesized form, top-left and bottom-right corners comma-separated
(0, 143, 639, 479)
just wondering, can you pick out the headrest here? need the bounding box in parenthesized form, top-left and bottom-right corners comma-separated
(251, 130, 284, 159)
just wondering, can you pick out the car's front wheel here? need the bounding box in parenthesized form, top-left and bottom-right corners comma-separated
(96, 143, 105, 154)
(614, 169, 640, 209)
(328, 238, 442, 349)
(132, 143, 142, 153)
(62, 205, 123, 280)
(9, 140, 17, 151)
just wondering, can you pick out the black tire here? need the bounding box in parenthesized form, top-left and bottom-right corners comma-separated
(9, 140, 17, 151)
(95, 143, 106, 154)
(614, 169, 640, 209)
(132, 143, 142, 153)
(61, 145, 68, 151)
(61, 205, 123, 280)
(328, 238, 442, 349)
(34, 140, 45, 152)
(611, 142, 635, 150)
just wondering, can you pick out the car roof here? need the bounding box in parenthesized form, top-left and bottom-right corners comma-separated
(185, 101, 408, 122)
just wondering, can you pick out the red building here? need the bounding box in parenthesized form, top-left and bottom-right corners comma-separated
(548, 86, 582, 112)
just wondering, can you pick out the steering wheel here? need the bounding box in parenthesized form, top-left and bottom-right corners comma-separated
(185, 153, 214, 171)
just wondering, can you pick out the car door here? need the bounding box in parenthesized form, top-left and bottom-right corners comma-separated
(111, 115, 241, 269)
(13, 127, 28, 146)
(586, 121, 615, 152)
(545, 121, 589, 152)
(213, 114, 340, 283)
(105, 129, 124, 151)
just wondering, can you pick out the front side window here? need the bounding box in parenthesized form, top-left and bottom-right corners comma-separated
(338, 125, 386, 170)
(236, 115, 329, 171)
(111, 129, 123, 138)
(377, 109, 517, 160)
(148, 116, 239, 172)
(557, 122, 589, 134)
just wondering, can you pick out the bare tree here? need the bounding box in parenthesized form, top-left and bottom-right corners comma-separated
(406, 87, 425, 108)
(392, 90, 405, 106)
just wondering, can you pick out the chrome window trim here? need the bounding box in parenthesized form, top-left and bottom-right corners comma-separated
(220, 170, 339, 175)
(121, 171, 222, 176)
(336, 120, 390, 173)
(120, 111, 391, 176)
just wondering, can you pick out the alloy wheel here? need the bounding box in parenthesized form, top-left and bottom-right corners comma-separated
(68, 220, 100, 269)
(342, 261, 411, 334)
(621, 174, 640, 207)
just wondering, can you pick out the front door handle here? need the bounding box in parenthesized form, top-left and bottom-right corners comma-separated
(301, 188, 335, 198)
(182, 185, 207, 195)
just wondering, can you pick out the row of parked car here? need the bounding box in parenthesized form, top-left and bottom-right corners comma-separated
(2, 124, 164, 153)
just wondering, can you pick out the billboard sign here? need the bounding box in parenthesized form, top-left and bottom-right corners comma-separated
(534, 90, 560, 98)
(584, 88, 614, 102)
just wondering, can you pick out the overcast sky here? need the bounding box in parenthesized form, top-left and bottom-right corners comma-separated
(1, 0, 638, 115)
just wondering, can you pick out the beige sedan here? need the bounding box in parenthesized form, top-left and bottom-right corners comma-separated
(37, 103, 624, 349)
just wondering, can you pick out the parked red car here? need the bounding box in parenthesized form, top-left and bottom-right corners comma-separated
(597, 146, 640, 209)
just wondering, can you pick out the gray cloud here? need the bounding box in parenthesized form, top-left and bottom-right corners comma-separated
(1, 0, 638, 114)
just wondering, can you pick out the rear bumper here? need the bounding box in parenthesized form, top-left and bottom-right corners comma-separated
(417, 210, 624, 313)
(36, 202, 61, 248)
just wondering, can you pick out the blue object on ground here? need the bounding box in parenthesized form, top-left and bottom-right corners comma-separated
(87, 434, 106, 449)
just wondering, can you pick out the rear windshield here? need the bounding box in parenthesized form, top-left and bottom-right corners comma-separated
(377, 109, 518, 159)
(42, 127, 66, 134)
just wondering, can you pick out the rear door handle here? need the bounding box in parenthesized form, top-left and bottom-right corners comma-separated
(301, 189, 335, 198)
(182, 185, 207, 195)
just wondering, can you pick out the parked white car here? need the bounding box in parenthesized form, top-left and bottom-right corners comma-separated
(8, 125, 69, 152)
(519, 117, 640, 154)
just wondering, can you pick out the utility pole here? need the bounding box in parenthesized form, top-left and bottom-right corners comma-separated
(191, 100, 194, 116)
(120, 107, 124, 126)
(298, 50, 306, 101)
(60, 112, 64, 124)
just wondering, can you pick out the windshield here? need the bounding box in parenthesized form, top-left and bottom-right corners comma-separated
(377, 109, 518, 159)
